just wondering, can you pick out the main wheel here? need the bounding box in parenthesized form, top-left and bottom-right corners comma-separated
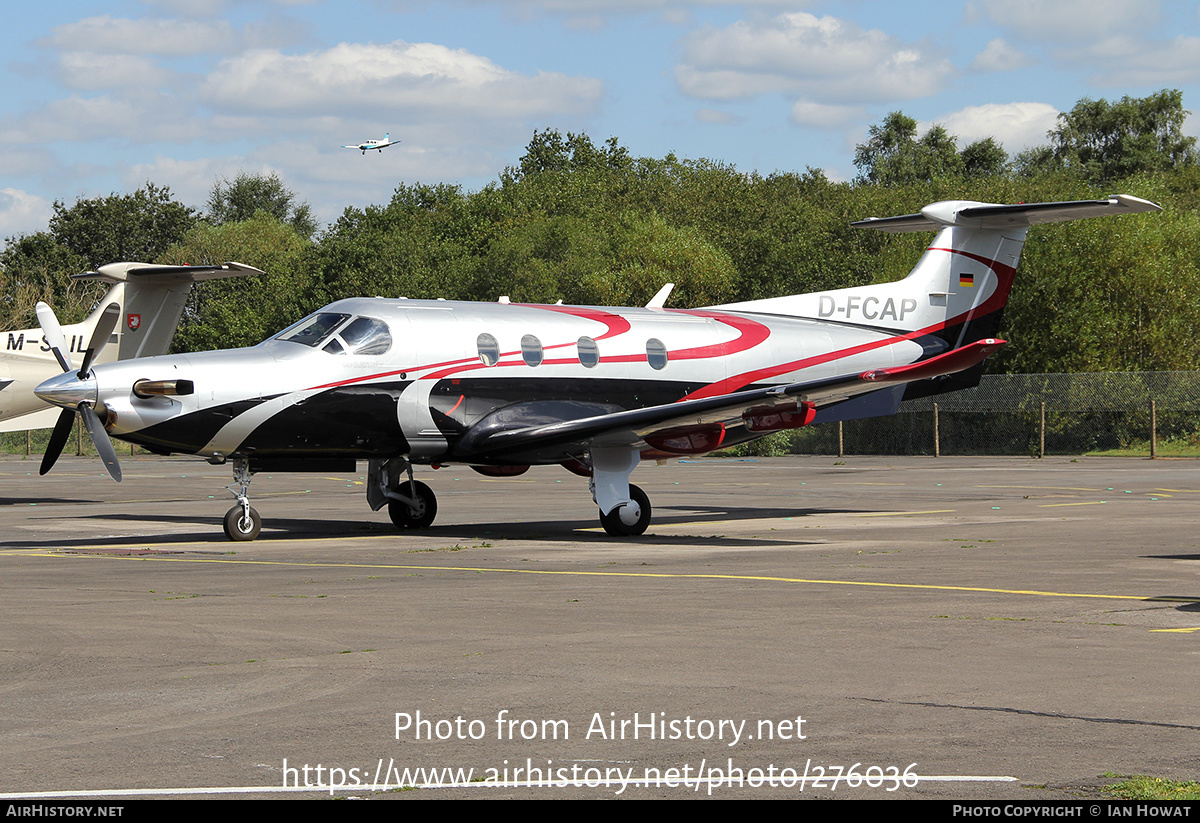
(388, 480, 438, 529)
(598, 484, 651, 536)
(223, 504, 262, 541)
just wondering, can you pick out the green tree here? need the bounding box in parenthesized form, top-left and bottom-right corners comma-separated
(0, 232, 91, 327)
(1049, 89, 1197, 183)
(207, 172, 318, 238)
(158, 212, 312, 351)
(961, 138, 1009, 178)
(853, 113, 965, 185)
(48, 182, 198, 269)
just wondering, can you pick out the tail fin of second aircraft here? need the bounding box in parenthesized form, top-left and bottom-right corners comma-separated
(72, 262, 263, 360)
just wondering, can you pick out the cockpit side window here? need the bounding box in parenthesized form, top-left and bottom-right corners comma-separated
(339, 317, 392, 356)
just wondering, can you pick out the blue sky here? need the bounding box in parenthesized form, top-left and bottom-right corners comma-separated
(2, 0, 1198, 240)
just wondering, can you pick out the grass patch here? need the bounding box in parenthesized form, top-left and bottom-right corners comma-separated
(1087, 440, 1200, 457)
(1103, 775, 1200, 800)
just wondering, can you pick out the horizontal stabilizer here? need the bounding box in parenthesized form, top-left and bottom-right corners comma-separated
(72, 262, 264, 284)
(852, 195, 1161, 233)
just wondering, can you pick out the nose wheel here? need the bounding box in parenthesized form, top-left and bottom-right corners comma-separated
(223, 504, 262, 541)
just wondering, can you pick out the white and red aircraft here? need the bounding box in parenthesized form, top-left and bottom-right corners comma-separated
(0, 262, 262, 432)
(33, 196, 1158, 541)
(342, 133, 398, 154)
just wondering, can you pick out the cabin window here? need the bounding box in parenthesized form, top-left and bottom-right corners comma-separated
(521, 334, 543, 367)
(647, 338, 668, 370)
(477, 333, 500, 366)
(577, 336, 599, 368)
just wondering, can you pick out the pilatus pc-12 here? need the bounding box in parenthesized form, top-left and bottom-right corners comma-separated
(34, 196, 1159, 540)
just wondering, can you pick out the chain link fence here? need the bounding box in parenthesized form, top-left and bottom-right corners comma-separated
(733, 372, 1200, 457)
(5, 372, 1200, 459)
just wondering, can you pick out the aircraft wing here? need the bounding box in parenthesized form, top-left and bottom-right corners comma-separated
(454, 338, 1003, 462)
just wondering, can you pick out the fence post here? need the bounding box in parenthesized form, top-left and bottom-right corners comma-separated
(76, 422, 82, 456)
(26, 429, 31, 457)
(837, 421, 844, 458)
(1150, 399, 1157, 459)
(1039, 401, 1045, 459)
(933, 403, 940, 457)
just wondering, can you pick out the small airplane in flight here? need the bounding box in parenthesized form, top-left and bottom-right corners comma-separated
(0, 262, 262, 432)
(32, 195, 1159, 541)
(342, 133, 398, 154)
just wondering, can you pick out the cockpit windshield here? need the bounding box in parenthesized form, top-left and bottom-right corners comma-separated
(272, 312, 392, 356)
(275, 313, 350, 347)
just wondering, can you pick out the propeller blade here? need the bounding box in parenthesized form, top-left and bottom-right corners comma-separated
(35, 302, 72, 373)
(79, 403, 122, 482)
(77, 302, 120, 378)
(39, 408, 76, 476)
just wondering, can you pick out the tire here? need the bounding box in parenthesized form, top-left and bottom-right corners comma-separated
(388, 480, 438, 529)
(598, 484, 651, 536)
(223, 504, 262, 541)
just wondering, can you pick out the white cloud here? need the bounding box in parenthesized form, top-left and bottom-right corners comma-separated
(790, 100, 863, 128)
(676, 12, 953, 104)
(970, 38, 1032, 73)
(201, 41, 603, 120)
(0, 189, 53, 240)
(972, 0, 1154, 42)
(1068, 35, 1200, 86)
(56, 53, 174, 90)
(42, 15, 237, 56)
(930, 102, 1059, 152)
(695, 108, 737, 124)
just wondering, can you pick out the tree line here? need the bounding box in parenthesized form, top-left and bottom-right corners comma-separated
(3, 90, 1198, 375)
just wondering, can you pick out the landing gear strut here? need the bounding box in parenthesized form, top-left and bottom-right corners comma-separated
(223, 458, 261, 541)
(368, 457, 439, 531)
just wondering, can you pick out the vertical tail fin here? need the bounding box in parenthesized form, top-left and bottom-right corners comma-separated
(72, 262, 263, 359)
(716, 195, 1160, 347)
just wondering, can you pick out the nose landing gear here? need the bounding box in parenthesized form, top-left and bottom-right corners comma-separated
(223, 458, 261, 541)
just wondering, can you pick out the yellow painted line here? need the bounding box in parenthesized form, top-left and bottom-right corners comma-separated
(27, 550, 1153, 602)
(1155, 488, 1200, 493)
(976, 485, 1104, 491)
(1151, 627, 1200, 633)
(854, 509, 955, 517)
(1037, 501, 1108, 508)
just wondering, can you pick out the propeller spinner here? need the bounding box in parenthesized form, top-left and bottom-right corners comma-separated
(33, 301, 123, 481)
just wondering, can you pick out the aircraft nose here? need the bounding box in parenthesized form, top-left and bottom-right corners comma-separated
(35, 371, 98, 410)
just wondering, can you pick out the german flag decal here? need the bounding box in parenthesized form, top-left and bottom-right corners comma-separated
(959, 273, 974, 288)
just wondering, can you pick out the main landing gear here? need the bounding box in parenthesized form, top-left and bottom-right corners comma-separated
(598, 483, 651, 536)
(223, 458, 261, 541)
(367, 457, 439, 531)
(589, 446, 652, 537)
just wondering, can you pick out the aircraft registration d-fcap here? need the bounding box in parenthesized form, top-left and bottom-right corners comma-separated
(33, 196, 1159, 541)
(0, 262, 262, 432)
(342, 133, 398, 154)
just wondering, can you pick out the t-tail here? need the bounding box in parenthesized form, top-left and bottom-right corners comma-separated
(715, 195, 1161, 394)
(71, 261, 263, 360)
